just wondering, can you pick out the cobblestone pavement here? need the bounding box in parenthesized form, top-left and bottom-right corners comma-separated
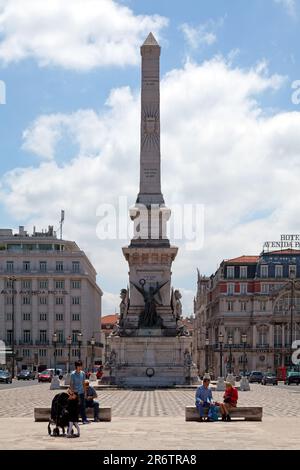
(0, 379, 38, 391)
(0, 383, 300, 418)
(1, 416, 300, 450)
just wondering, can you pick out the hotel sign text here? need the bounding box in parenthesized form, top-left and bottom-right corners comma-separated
(263, 234, 300, 250)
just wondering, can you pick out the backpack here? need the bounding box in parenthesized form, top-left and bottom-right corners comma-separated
(208, 404, 220, 421)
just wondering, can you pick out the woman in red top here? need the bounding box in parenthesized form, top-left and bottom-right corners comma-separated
(220, 382, 238, 421)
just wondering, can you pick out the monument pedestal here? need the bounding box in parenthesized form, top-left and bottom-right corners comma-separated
(108, 334, 199, 387)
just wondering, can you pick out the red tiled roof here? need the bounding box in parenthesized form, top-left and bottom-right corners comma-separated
(225, 249, 300, 265)
(225, 255, 259, 264)
(263, 249, 300, 255)
(101, 314, 119, 325)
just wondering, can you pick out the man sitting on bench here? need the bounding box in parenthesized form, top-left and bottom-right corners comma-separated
(84, 380, 100, 422)
(195, 378, 213, 422)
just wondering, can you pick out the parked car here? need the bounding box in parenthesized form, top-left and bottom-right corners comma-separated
(0, 370, 12, 384)
(17, 370, 36, 381)
(38, 370, 52, 382)
(261, 372, 278, 386)
(38, 368, 64, 382)
(249, 371, 264, 383)
(285, 371, 300, 385)
(235, 371, 251, 382)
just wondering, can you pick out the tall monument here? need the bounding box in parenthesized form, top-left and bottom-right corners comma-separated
(108, 33, 198, 387)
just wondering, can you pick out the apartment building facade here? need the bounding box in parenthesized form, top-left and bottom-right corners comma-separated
(193, 250, 300, 377)
(0, 226, 102, 372)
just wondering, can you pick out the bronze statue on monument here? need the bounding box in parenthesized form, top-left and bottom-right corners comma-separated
(131, 279, 168, 328)
(119, 288, 129, 327)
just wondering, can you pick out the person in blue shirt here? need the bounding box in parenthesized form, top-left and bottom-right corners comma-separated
(195, 378, 213, 421)
(70, 360, 88, 424)
(84, 379, 100, 422)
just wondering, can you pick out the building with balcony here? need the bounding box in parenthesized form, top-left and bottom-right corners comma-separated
(193, 250, 300, 377)
(0, 226, 103, 372)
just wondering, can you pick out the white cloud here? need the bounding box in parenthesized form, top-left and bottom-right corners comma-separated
(102, 291, 120, 315)
(0, 0, 168, 70)
(2, 55, 299, 317)
(179, 18, 224, 50)
(21, 87, 138, 160)
(274, 0, 297, 17)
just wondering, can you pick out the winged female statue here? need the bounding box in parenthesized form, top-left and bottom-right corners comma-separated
(131, 279, 169, 328)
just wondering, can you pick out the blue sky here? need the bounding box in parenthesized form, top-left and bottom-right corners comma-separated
(1, 0, 299, 173)
(1, 0, 300, 314)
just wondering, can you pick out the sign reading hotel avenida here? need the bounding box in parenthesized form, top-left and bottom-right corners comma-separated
(264, 234, 300, 250)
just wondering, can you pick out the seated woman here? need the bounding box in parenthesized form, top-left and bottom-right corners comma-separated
(220, 382, 238, 421)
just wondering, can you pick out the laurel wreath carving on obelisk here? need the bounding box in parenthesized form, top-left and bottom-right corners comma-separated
(141, 104, 160, 151)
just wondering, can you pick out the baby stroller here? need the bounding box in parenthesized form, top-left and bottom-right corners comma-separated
(48, 392, 71, 436)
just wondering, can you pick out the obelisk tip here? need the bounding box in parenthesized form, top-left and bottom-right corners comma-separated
(142, 32, 159, 47)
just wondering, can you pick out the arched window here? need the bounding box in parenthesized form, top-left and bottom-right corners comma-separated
(274, 292, 300, 315)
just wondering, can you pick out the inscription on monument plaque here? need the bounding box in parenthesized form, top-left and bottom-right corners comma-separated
(144, 168, 158, 178)
(136, 271, 163, 283)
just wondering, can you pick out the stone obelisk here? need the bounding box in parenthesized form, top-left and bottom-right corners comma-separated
(137, 32, 164, 206)
(107, 33, 199, 387)
(130, 32, 170, 247)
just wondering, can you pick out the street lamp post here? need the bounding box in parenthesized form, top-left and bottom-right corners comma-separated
(216, 332, 225, 391)
(90, 336, 95, 372)
(228, 336, 233, 374)
(205, 337, 209, 374)
(52, 333, 57, 374)
(67, 336, 72, 374)
(8, 276, 16, 378)
(219, 332, 224, 378)
(50, 332, 60, 390)
(242, 334, 247, 377)
(77, 332, 83, 360)
(240, 333, 250, 391)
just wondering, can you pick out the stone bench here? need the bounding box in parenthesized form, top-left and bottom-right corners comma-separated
(34, 407, 112, 422)
(185, 406, 263, 422)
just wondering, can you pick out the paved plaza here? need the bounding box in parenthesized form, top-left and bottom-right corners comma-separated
(0, 382, 300, 418)
(0, 383, 300, 449)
